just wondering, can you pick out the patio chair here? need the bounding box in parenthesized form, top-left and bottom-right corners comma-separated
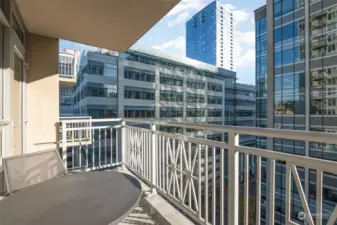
(2, 149, 66, 194)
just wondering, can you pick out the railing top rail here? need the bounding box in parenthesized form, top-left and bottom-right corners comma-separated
(60, 116, 92, 120)
(123, 119, 337, 145)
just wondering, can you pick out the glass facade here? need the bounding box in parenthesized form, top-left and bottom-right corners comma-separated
(255, 1, 337, 224)
(186, 1, 217, 66)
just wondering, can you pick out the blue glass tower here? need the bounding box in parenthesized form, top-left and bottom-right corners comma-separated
(186, 1, 235, 71)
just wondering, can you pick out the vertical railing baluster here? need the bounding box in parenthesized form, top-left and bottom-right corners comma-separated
(86, 141, 88, 169)
(205, 145, 209, 223)
(159, 134, 162, 189)
(256, 156, 261, 225)
(267, 158, 275, 225)
(121, 120, 126, 169)
(166, 137, 169, 193)
(72, 130, 74, 171)
(198, 144, 202, 220)
(62, 121, 68, 170)
(180, 140, 183, 201)
(116, 128, 118, 165)
(316, 170, 323, 225)
(188, 142, 192, 210)
(228, 132, 239, 225)
(173, 138, 176, 199)
(212, 146, 216, 225)
(110, 127, 113, 165)
(92, 129, 95, 169)
(105, 128, 107, 166)
(285, 164, 291, 224)
(99, 128, 101, 167)
(220, 148, 224, 225)
(244, 153, 249, 225)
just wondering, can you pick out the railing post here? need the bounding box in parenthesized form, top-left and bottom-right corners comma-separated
(121, 120, 126, 169)
(62, 121, 67, 170)
(228, 132, 239, 225)
(151, 123, 157, 193)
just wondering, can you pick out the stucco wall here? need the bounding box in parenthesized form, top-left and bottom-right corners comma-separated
(26, 33, 59, 152)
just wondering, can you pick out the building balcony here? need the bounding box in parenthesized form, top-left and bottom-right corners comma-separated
(59, 74, 77, 88)
(36, 117, 337, 225)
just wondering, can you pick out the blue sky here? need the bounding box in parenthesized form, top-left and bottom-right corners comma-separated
(60, 0, 266, 85)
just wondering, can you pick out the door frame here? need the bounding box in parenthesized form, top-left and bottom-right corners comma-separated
(11, 27, 26, 155)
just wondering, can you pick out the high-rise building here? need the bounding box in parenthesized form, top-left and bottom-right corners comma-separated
(234, 83, 256, 147)
(186, 1, 236, 71)
(255, 1, 337, 224)
(59, 49, 80, 116)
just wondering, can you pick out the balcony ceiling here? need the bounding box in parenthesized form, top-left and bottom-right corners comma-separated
(15, 0, 179, 52)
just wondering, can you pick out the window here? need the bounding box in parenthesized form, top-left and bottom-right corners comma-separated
(187, 108, 205, 117)
(160, 107, 183, 118)
(124, 67, 155, 83)
(208, 109, 222, 117)
(124, 107, 155, 118)
(160, 90, 183, 102)
(186, 93, 205, 103)
(124, 87, 155, 100)
(186, 80, 205, 89)
(207, 95, 222, 105)
(160, 73, 183, 86)
(208, 82, 222, 92)
(105, 64, 117, 77)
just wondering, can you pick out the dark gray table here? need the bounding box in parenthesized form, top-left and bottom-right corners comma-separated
(0, 171, 142, 225)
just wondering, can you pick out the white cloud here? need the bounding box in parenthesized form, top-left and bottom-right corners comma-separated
(167, 0, 206, 17)
(236, 31, 255, 45)
(152, 36, 186, 55)
(236, 48, 255, 68)
(168, 12, 190, 27)
(222, 4, 252, 25)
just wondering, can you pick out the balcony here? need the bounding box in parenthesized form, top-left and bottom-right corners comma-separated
(59, 74, 77, 88)
(51, 117, 337, 225)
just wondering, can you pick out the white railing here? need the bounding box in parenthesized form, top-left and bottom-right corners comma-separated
(59, 118, 122, 171)
(60, 118, 337, 225)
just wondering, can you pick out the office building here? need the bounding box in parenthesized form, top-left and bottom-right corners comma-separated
(73, 50, 118, 117)
(235, 83, 256, 146)
(255, 1, 337, 224)
(59, 49, 80, 116)
(74, 47, 236, 127)
(186, 1, 236, 71)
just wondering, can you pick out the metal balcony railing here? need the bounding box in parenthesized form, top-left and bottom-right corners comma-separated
(59, 117, 337, 225)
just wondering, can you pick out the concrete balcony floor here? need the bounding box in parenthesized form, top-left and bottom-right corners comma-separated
(118, 199, 156, 225)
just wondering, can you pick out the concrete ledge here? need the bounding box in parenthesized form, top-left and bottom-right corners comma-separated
(143, 192, 195, 225)
(120, 167, 195, 225)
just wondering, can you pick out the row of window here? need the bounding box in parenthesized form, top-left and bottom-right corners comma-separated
(124, 89, 155, 100)
(160, 107, 183, 118)
(160, 73, 183, 86)
(208, 109, 222, 117)
(126, 52, 231, 81)
(186, 80, 205, 89)
(74, 83, 118, 102)
(186, 93, 205, 103)
(124, 109, 155, 118)
(273, 0, 304, 19)
(83, 60, 117, 77)
(207, 95, 222, 104)
(124, 68, 155, 82)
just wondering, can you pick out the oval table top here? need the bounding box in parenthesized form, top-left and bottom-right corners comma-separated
(0, 170, 142, 225)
